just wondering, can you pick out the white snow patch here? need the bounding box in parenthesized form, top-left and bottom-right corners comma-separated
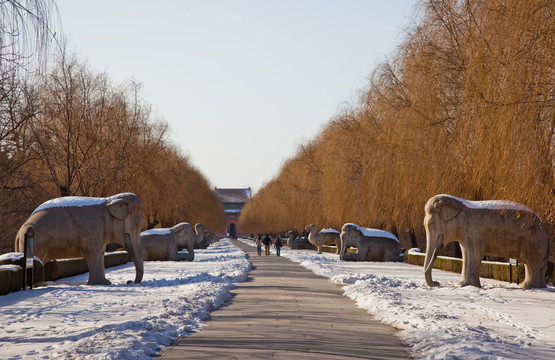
(31, 193, 137, 215)
(141, 228, 172, 236)
(437, 194, 534, 212)
(0, 264, 22, 271)
(407, 248, 423, 255)
(320, 228, 340, 234)
(0, 252, 42, 263)
(343, 223, 399, 242)
(0, 239, 250, 359)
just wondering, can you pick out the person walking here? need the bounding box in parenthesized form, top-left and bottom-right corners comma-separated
(274, 235, 283, 256)
(255, 235, 262, 256)
(262, 235, 271, 256)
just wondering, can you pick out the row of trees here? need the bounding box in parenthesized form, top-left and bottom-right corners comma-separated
(1, 2, 226, 254)
(240, 0, 555, 258)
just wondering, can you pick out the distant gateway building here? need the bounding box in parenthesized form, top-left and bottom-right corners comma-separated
(215, 187, 251, 238)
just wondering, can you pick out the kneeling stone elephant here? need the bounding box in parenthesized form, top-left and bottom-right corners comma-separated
(340, 223, 402, 261)
(423, 194, 550, 289)
(140, 222, 195, 261)
(15, 193, 144, 285)
(285, 230, 312, 249)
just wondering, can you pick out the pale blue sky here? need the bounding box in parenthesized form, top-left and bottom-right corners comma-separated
(55, 0, 415, 192)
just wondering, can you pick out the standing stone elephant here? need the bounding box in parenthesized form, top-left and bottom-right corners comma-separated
(15, 193, 144, 285)
(140, 222, 195, 261)
(305, 224, 341, 254)
(339, 223, 402, 261)
(423, 194, 550, 289)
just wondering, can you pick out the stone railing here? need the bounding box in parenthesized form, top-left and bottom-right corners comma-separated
(405, 249, 555, 285)
(0, 251, 132, 295)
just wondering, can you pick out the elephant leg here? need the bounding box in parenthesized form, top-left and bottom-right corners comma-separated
(358, 247, 366, 261)
(86, 253, 111, 285)
(520, 263, 533, 289)
(186, 244, 195, 261)
(461, 249, 482, 288)
(520, 262, 547, 289)
(457, 245, 468, 286)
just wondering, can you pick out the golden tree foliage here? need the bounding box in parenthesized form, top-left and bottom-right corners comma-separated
(0, 52, 226, 253)
(240, 0, 555, 257)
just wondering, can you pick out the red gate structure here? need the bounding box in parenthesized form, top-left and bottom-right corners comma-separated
(215, 187, 251, 238)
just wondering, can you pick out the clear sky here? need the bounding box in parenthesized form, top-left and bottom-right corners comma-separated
(55, 0, 415, 193)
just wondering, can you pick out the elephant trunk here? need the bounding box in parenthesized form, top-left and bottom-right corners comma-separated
(124, 233, 144, 283)
(423, 234, 442, 287)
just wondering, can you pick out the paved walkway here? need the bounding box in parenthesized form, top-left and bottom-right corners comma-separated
(161, 240, 408, 359)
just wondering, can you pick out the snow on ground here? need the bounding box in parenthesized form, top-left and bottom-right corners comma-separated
(0, 239, 250, 360)
(2, 237, 554, 359)
(239, 238, 555, 359)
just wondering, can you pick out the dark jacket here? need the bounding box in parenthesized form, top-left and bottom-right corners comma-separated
(274, 237, 283, 248)
(262, 235, 271, 246)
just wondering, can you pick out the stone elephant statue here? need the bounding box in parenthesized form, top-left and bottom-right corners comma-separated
(339, 223, 402, 261)
(423, 194, 550, 289)
(15, 193, 144, 285)
(192, 223, 207, 249)
(200, 231, 219, 248)
(305, 224, 340, 254)
(140, 222, 195, 261)
(284, 230, 312, 249)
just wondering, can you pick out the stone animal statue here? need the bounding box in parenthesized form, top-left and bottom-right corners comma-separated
(423, 194, 550, 289)
(15, 193, 144, 285)
(196, 229, 217, 250)
(284, 230, 312, 249)
(339, 223, 402, 262)
(305, 224, 341, 254)
(205, 231, 219, 244)
(193, 223, 207, 249)
(140, 222, 195, 261)
(285, 230, 298, 247)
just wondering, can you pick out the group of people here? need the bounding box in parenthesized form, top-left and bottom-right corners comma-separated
(255, 234, 283, 256)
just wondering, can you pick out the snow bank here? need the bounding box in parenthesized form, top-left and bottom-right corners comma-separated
(0, 239, 250, 359)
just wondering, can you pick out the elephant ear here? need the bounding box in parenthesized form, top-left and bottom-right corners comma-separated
(436, 200, 461, 222)
(107, 198, 130, 220)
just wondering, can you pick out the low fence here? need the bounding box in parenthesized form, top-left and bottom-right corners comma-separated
(405, 250, 555, 285)
(321, 245, 356, 254)
(44, 251, 131, 281)
(0, 251, 132, 295)
(300, 244, 555, 285)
